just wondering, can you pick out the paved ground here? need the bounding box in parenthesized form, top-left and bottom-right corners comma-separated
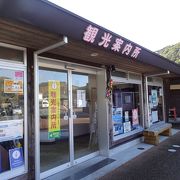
(100, 130, 180, 180)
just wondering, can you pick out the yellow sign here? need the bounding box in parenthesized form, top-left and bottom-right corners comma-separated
(4, 79, 23, 93)
(48, 81, 60, 139)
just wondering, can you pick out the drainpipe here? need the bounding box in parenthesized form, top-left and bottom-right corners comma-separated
(144, 70, 170, 128)
(34, 36, 68, 180)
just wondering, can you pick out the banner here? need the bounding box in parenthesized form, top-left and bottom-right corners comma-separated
(48, 81, 60, 139)
(4, 79, 23, 93)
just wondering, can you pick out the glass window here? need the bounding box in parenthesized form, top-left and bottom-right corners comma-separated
(148, 86, 163, 124)
(0, 68, 24, 174)
(0, 46, 24, 62)
(112, 83, 143, 141)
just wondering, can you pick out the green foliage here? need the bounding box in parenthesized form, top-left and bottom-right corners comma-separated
(156, 42, 180, 64)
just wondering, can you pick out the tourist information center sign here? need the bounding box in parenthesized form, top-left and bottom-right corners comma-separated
(83, 24, 141, 60)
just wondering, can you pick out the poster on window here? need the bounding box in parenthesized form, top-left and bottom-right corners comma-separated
(4, 79, 23, 93)
(113, 124, 124, 136)
(48, 81, 60, 139)
(112, 107, 123, 123)
(0, 119, 23, 142)
(123, 121, 131, 133)
(132, 108, 139, 127)
(77, 90, 86, 107)
(9, 147, 24, 169)
(151, 90, 158, 106)
(125, 111, 129, 121)
(152, 110, 158, 123)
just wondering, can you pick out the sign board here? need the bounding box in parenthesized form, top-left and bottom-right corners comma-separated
(0, 120, 23, 142)
(48, 81, 60, 139)
(4, 79, 23, 93)
(83, 24, 141, 60)
(9, 147, 24, 169)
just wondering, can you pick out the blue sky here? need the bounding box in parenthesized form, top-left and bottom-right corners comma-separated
(49, 0, 180, 51)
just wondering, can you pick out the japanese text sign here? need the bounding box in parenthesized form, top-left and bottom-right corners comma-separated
(83, 24, 141, 59)
(48, 81, 60, 139)
(4, 79, 23, 93)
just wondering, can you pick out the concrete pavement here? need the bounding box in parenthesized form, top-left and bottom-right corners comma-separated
(100, 130, 180, 180)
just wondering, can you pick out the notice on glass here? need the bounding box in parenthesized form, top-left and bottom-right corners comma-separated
(132, 108, 139, 126)
(48, 81, 60, 139)
(0, 119, 23, 142)
(4, 79, 23, 93)
(125, 111, 129, 121)
(151, 90, 158, 106)
(77, 90, 86, 107)
(9, 147, 24, 169)
(123, 121, 131, 133)
(112, 107, 123, 123)
(152, 111, 158, 123)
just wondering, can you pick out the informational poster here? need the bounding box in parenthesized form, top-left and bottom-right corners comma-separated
(123, 121, 131, 133)
(113, 124, 123, 135)
(112, 107, 123, 136)
(0, 120, 23, 142)
(132, 108, 139, 126)
(151, 90, 158, 106)
(152, 111, 158, 123)
(48, 81, 60, 139)
(77, 90, 86, 107)
(4, 79, 23, 93)
(112, 107, 123, 122)
(9, 147, 24, 169)
(125, 111, 129, 121)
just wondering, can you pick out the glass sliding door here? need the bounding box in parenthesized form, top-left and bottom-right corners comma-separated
(38, 61, 99, 176)
(39, 68, 69, 172)
(72, 72, 98, 160)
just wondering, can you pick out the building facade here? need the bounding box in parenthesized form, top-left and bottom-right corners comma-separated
(0, 0, 180, 179)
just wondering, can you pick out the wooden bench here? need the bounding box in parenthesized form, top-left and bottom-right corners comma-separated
(143, 121, 172, 145)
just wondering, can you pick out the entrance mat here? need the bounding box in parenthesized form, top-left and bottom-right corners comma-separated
(62, 158, 116, 180)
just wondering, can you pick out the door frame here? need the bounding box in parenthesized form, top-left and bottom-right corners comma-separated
(35, 56, 100, 179)
(0, 47, 28, 179)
